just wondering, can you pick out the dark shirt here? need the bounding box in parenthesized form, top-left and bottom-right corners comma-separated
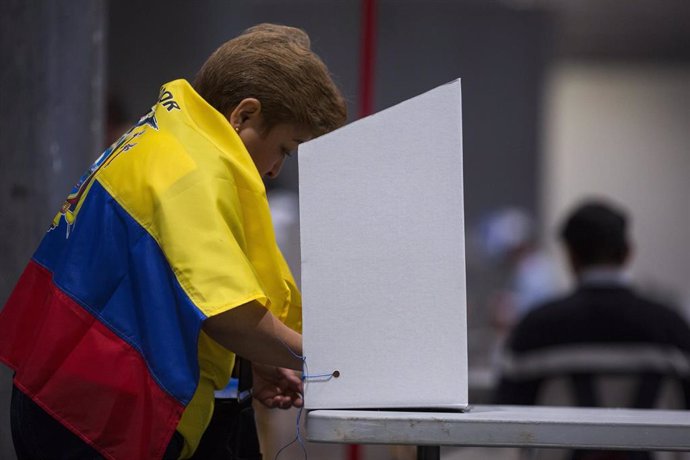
(495, 283, 690, 406)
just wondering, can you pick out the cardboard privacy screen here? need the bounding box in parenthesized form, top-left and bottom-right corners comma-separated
(299, 80, 467, 410)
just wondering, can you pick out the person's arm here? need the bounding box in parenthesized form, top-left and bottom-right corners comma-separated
(202, 300, 303, 370)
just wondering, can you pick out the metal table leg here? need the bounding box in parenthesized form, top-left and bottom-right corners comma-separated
(417, 445, 440, 460)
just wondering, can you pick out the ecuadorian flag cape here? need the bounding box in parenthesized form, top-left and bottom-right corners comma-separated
(0, 80, 301, 459)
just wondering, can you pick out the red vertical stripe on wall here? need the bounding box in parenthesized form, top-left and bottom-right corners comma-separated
(358, 0, 377, 118)
(348, 443, 362, 460)
(348, 1, 377, 458)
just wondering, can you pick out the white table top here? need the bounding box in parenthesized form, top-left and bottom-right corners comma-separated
(306, 405, 690, 451)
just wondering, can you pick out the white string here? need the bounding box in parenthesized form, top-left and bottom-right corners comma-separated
(273, 339, 339, 460)
(274, 338, 308, 460)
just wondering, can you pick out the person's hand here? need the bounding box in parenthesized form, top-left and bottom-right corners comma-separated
(252, 362, 303, 409)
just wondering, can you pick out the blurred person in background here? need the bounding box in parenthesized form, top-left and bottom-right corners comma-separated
(0, 23, 346, 460)
(479, 207, 563, 340)
(495, 199, 690, 460)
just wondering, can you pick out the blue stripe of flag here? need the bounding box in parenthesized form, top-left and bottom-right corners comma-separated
(34, 180, 205, 405)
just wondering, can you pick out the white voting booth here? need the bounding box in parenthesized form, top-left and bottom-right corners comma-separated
(298, 81, 690, 460)
(299, 80, 467, 410)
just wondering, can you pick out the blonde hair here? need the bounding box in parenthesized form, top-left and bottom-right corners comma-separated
(193, 23, 347, 137)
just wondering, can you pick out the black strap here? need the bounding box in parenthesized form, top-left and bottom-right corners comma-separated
(237, 357, 253, 403)
(190, 358, 262, 459)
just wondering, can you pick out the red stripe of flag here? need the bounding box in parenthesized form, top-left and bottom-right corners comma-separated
(0, 261, 184, 459)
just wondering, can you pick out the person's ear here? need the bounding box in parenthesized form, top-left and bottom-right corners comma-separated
(227, 98, 262, 131)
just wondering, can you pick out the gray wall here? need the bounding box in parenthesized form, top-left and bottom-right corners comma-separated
(0, 2, 106, 458)
(375, 2, 550, 222)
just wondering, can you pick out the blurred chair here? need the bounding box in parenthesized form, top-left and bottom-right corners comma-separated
(499, 342, 690, 460)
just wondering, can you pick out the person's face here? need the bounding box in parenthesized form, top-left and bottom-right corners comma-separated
(239, 122, 311, 179)
(228, 98, 311, 179)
